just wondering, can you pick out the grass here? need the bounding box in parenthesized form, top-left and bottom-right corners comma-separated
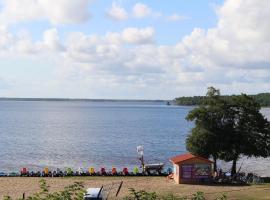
(0, 177, 269, 199)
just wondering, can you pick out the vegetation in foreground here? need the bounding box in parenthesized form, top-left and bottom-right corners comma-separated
(3, 179, 85, 200)
(2, 179, 270, 200)
(123, 188, 227, 200)
(3, 179, 229, 200)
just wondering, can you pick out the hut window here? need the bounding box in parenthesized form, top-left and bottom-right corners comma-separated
(181, 165, 193, 179)
(193, 164, 211, 178)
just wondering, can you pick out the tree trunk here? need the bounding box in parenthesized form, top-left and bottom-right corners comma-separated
(213, 156, 217, 172)
(231, 158, 237, 176)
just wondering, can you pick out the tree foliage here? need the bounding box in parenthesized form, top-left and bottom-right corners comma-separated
(175, 93, 270, 107)
(186, 87, 229, 171)
(219, 94, 270, 174)
(185, 87, 270, 175)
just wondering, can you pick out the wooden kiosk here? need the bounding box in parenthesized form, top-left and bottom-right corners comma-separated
(170, 153, 213, 184)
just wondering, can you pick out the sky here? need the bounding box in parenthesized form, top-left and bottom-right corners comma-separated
(0, 0, 269, 99)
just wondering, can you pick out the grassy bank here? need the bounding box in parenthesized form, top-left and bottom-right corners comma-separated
(0, 177, 269, 200)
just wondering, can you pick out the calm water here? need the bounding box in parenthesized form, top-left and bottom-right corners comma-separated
(0, 101, 269, 176)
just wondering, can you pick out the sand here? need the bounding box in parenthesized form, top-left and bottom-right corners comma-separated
(0, 177, 269, 200)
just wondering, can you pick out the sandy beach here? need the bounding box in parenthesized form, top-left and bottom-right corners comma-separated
(0, 177, 269, 200)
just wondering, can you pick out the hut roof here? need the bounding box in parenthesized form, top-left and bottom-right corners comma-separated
(170, 153, 213, 164)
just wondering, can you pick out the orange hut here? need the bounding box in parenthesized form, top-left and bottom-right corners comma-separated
(170, 153, 213, 184)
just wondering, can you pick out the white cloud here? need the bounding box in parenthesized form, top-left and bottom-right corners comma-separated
(62, 0, 270, 96)
(0, 26, 13, 51)
(0, 27, 64, 56)
(121, 27, 155, 44)
(0, 0, 91, 25)
(181, 0, 270, 70)
(106, 2, 128, 21)
(38, 29, 64, 51)
(132, 2, 152, 18)
(1, 0, 270, 98)
(104, 27, 155, 45)
(167, 14, 188, 22)
(107, 2, 178, 21)
(14, 31, 37, 54)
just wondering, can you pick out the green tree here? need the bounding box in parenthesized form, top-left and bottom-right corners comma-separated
(186, 87, 228, 171)
(175, 92, 270, 107)
(220, 94, 270, 175)
(186, 88, 270, 176)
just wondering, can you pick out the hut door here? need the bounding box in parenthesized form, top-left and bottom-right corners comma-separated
(181, 165, 193, 179)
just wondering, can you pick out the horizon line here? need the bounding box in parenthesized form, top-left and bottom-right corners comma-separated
(0, 97, 172, 102)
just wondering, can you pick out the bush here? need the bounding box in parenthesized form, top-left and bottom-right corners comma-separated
(123, 188, 158, 200)
(3, 179, 85, 200)
(215, 194, 227, 200)
(123, 189, 227, 200)
(191, 192, 205, 200)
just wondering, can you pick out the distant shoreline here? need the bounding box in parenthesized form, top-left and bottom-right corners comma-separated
(0, 98, 269, 108)
(0, 98, 170, 102)
(175, 93, 270, 107)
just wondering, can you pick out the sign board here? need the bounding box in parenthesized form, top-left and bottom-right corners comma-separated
(136, 146, 144, 156)
(193, 164, 211, 178)
(181, 164, 211, 179)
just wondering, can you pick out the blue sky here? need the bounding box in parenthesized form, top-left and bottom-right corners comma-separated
(7, 0, 222, 44)
(0, 0, 269, 99)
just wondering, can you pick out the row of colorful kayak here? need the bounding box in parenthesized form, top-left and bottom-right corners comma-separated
(0, 167, 172, 177)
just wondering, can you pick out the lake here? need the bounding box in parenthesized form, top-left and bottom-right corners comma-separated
(0, 100, 269, 176)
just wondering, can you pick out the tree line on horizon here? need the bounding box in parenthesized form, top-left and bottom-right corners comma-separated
(175, 93, 270, 107)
